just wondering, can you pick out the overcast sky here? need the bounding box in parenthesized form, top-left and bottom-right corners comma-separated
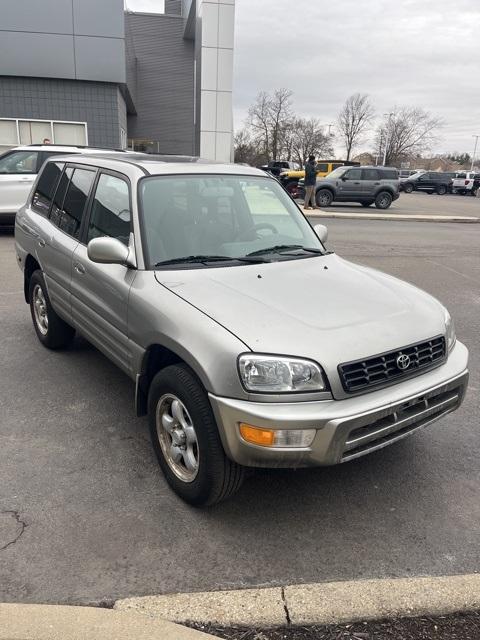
(128, 0, 479, 156)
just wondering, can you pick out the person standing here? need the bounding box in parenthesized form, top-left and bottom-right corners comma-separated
(304, 155, 317, 210)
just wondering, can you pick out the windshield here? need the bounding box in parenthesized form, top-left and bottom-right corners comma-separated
(325, 166, 347, 180)
(139, 175, 324, 268)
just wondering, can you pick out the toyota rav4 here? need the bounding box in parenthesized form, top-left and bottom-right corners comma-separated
(15, 154, 468, 505)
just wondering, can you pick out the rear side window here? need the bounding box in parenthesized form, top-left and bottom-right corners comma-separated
(362, 169, 379, 180)
(50, 167, 73, 226)
(31, 162, 63, 216)
(316, 163, 329, 173)
(379, 169, 398, 180)
(87, 173, 131, 246)
(50, 168, 95, 239)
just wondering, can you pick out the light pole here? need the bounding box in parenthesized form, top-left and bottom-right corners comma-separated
(383, 112, 394, 166)
(326, 123, 334, 136)
(471, 135, 480, 171)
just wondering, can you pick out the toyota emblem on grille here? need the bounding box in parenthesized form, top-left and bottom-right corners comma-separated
(396, 354, 411, 370)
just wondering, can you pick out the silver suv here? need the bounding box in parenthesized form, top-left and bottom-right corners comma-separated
(315, 166, 400, 209)
(15, 154, 469, 505)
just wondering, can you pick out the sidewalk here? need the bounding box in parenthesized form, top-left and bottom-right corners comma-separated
(307, 209, 480, 223)
(0, 603, 216, 640)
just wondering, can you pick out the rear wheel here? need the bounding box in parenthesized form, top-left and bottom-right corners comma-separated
(316, 189, 333, 208)
(148, 364, 245, 506)
(375, 191, 393, 209)
(436, 185, 447, 195)
(29, 270, 75, 349)
(404, 183, 414, 193)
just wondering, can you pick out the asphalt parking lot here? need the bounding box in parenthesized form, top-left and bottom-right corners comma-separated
(326, 190, 479, 217)
(0, 219, 479, 606)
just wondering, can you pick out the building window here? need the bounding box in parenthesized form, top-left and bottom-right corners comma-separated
(0, 118, 88, 150)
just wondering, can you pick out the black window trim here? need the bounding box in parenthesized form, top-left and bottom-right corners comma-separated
(80, 167, 133, 248)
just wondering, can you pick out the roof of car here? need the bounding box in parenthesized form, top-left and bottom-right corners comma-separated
(46, 152, 267, 177)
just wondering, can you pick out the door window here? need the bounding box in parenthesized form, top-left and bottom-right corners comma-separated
(31, 162, 64, 216)
(0, 150, 38, 174)
(50, 168, 95, 239)
(345, 169, 362, 180)
(316, 163, 329, 173)
(87, 174, 131, 246)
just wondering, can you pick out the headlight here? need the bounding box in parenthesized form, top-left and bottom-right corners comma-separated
(238, 354, 326, 393)
(444, 309, 456, 352)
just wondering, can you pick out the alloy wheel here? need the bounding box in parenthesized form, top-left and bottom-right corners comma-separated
(32, 284, 49, 336)
(156, 394, 199, 483)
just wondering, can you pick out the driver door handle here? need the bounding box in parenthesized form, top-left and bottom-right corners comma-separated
(74, 263, 86, 275)
(38, 239, 45, 248)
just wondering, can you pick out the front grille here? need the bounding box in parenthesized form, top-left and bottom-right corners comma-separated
(338, 336, 446, 393)
(341, 384, 461, 462)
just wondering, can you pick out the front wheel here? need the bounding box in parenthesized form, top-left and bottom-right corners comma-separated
(316, 189, 333, 208)
(403, 183, 414, 193)
(375, 191, 393, 209)
(29, 270, 75, 349)
(148, 364, 245, 506)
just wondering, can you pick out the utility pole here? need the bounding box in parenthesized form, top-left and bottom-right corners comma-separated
(471, 135, 479, 171)
(326, 123, 334, 136)
(383, 112, 394, 166)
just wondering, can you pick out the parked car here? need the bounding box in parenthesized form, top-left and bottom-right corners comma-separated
(15, 154, 468, 505)
(400, 171, 456, 195)
(309, 166, 400, 209)
(259, 161, 300, 177)
(0, 144, 134, 224)
(451, 171, 479, 196)
(280, 160, 360, 197)
(398, 169, 425, 180)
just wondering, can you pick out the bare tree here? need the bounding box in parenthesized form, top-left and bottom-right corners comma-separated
(374, 108, 443, 166)
(234, 129, 266, 165)
(248, 88, 294, 161)
(290, 118, 334, 166)
(337, 93, 375, 160)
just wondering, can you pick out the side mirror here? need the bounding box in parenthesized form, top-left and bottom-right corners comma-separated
(87, 237, 129, 265)
(314, 224, 328, 244)
(341, 175, 348, 181)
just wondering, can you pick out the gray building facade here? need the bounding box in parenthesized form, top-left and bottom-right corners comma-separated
(0, 0, 235, 161)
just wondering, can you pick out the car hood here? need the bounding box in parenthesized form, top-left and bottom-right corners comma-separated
(155, 254, 446, 398)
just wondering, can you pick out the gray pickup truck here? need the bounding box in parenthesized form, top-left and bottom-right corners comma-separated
(15, 153, 468, 505)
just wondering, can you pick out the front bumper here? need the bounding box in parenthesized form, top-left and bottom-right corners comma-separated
(209, 341, 469, 468)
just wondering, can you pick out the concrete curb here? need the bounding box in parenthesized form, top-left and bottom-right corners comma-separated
(0, 603, 216, 640)
(115, 574, 480, 628)
(306, 210, 480, 223)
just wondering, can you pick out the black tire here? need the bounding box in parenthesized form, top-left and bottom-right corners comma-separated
(471, 189, 478, 197)
(374, 191, 393, 210)
(29, 270, 75, 349)
(436, 185, 447, 195)
(316, 189, 333, 208)
(361, 202, 372, 207)
(148, 363, 245, 506)
(404, 183, 414, 193)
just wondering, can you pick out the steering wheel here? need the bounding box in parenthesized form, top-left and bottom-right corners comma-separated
(235, 222, 278, 241)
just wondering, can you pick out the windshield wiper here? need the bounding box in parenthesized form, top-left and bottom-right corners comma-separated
(154, 254, 267, 267)
(246, 244, 324, 257)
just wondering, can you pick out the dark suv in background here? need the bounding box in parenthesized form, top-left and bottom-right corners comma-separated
(400, 171, 456, 195)
(313, 166, 400, 209)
